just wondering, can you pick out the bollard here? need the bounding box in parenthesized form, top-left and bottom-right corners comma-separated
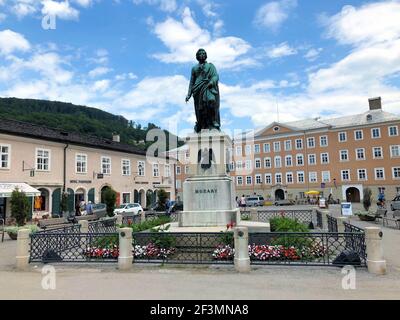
(141, 210, 146, 223)
(234, 227, 250, 273)
(250, 208, 258, 222)
(336, 216, 349, 233)
(365, 227, 386, 275)
(116, 214, 123, 226)
(16, 228, 31, 270)
(78, 220, 89, 233)
(118, 227, 133, 271)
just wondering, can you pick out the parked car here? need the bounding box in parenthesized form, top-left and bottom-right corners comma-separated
(245, 196, 265, 207)
(167, 201, 183, 214)
(390, 195, 400, 217)
(274, 199, 295, 206)
(113, 203, 143, 216)
(92, 203, 107, 218)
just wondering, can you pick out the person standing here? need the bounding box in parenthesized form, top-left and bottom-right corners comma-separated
(240, 195, 246, 210)
(75, 202, 81, 216)
(86, 201, 93, 215)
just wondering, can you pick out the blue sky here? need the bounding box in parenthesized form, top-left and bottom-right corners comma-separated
(1, 0, 400, 135)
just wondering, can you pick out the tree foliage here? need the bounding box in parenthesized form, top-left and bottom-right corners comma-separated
(10, 188, 30, 226)
(102, 188, 117, 217)
(363, 187, 373, 211)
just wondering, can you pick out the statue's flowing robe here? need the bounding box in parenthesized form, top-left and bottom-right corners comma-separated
(187, 62, 220, 130)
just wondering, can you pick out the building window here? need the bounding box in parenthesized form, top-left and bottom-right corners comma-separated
(36, 149, 50, 171)
(389, 126, 398, 137)
(176, 179, 182, 189)
(185, 151, 190, 161)
(274, 156, 281, 168)
(237, 176, 243, 185)
(264, 157, 271, 169)
(75, 154, 87, 174)
(236, 160, 243, 171)
(164, 164, 171, 177)
(338, 132, 347, 142)
(284, 140, 292, 151)
(138, 161, 145, 176)
(309, 172, 317, 183)
(356, 148, 365, 160)
(263, 143, 270, 153)
(0, 145, 10, 169)
(235, 146, 242, 156)
(308, 154, 316, 165)
(122, 193, 130, 204)
(341, 170, 350, 181)
(273, 141, 281, 152)
(373, 147, 383, 159)
(275, 173, 282, 184)
(255, 158, 261, 169)
(254, 144, 260, 154)
(307, 137, 315, 148)
(393, 167, 400, 179)
(340, 150, 349, 162)
(371, 128, 381, 138)
(297, 171, 305, 184)
(285, 155, 292, 167)
(354, 130, 363, 140)
(321, 152, 329, 164)
(229, 162, 235, 172)
(246, 176, 252, 185)
(184, 166, 189, 174)
(375, 168, 385, 180)
(358, 169, 367, 181)
(265, 174, 272, 184)
(255, 174, 262, 185)
(121, 159, 131, 176)
(286, 172, 293, 184)
(245, 145, 252, 155)
(176, 166, 181, 175)
(390, 145, 400, 158)
(296, 154, 304, 166)
(295, 139, 303, 150)
(245, 160, 252, 170)
(322, 171, 331, 182)
(320, 136, 328, 147)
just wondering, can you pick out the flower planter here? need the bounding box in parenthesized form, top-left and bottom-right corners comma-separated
(7, 232, 18, 240)
(358, 215, 376, 222)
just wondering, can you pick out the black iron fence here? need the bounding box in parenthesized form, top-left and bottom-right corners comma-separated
(36, 224, 80, 234)
(121, 215, 141, 225)
(240, 210, 251, 220)
(248, 232, 366, 267)
(327, 215, 338, 233)
(343, 221, 364, 234)
(257, 210, 314, 225)
(30, 232, 118, 263)
(316, 210, 323, 229)
(88, 218, 117, 233)
(132, 232, 234, 265)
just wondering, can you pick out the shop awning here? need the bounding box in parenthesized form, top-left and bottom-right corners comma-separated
(0, 183, 41, 198)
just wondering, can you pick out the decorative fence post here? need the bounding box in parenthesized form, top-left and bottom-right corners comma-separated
(116, 214, 123, 226)
(250, 208, 258, 222)
(336, 216, 349, 233)
(118, 227, 133, 270)
(365, 227, 386, 275)
(141, 211, 146, 223)
(234, 226, 250, 273)
(79, 220, 89, 233)
(16, 228, 31, 270)
(321, 209, 329, 231)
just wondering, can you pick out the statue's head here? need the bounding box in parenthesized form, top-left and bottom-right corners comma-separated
(196, 48, 207, 62)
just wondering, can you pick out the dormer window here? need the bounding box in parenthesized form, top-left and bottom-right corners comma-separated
(366, 114, 372, 121)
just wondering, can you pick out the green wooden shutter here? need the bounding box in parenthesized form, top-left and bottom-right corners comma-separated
(27, 197, 33, 221)
(88, 188, 95, 203)
(52, 188, 61, 216)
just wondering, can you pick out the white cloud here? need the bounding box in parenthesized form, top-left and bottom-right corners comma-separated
(132, 0, 177, 13)
(89, 66, 112, 78)
(93, 79, 110, 91)
(41, 0, 79, 20)
(0, 29, 31, 55)
(266, 42, 297, 58)
(152, 7, 256, 70)
(254, 0, 297, 31)
(304, 48, 322, 61)
(0, 13, 7, 23)
(73, 0, 93, 7)
(12, 0, 38, 18)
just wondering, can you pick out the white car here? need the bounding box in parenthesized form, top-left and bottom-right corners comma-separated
(113, 203, 143, 216)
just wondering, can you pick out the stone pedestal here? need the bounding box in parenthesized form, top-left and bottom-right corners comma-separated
(180, 130, 236, 227)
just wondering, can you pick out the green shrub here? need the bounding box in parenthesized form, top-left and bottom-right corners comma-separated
(5, 225, 40, 235)
(10, 188, 30, 226)
(125, 216, 171, 233)
(103, 188, 117, 217)
(363, 187, 372, 211)
(270, 217, 309, 232)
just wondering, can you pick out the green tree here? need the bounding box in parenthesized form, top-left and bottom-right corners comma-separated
(10, 188, 30, 226)
(60, 191, 68, 215)
(157, 189, 168, 211)
(103, 188, 117, 217)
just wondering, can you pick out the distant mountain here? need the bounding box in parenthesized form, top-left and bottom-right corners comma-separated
(0, 97, 182, 151)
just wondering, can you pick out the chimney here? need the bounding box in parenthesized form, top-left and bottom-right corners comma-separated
(368, 97, 382, 110)
(112, 133, 120, 143)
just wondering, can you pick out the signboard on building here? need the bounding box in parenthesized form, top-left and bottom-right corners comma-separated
(341, 202, 353, 216)
(97, 174, 104, 179)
